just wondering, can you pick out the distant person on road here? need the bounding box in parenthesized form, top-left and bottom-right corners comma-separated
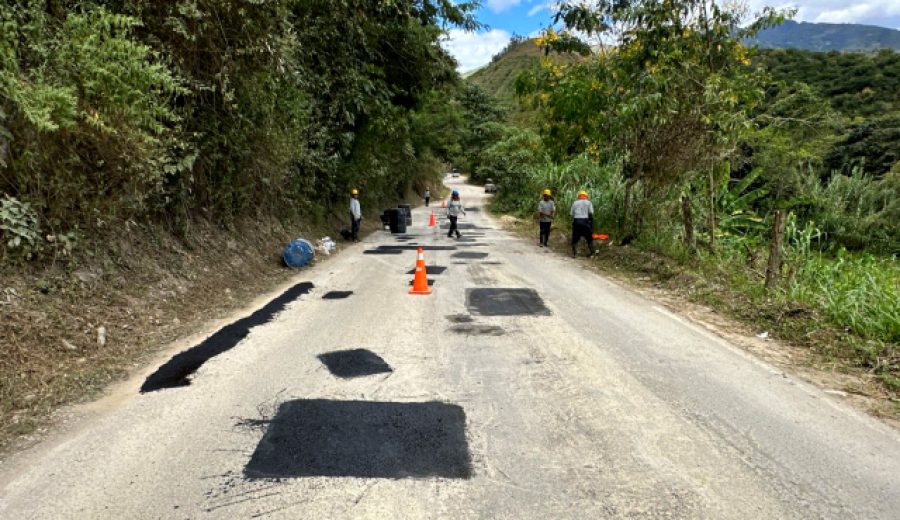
(424, 188, 431, 207)
(446, 190, 466, 239)
(538, 189, 555, 248)
(570, 190, 596, 257)
(349, 188, 362, 242)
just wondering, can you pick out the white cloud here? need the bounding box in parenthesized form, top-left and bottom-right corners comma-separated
(743, 1, 900, 29)
(486, 0, 524, 14)
(528, 2, 552, 17)
(442, 29, 512, 73)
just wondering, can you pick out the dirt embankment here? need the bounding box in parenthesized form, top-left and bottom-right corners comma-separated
(0, 210, 389, 452)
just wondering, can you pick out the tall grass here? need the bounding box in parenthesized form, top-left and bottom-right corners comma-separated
(788, 251, 899, 344)
(494, 154, 626, 233)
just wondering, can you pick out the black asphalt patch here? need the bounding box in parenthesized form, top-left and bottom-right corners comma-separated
(452, 252, 489, 259)
(449, 324, 505, 336)
(466, 288, 551, 317)
(406, 265, 447, 275)
(463, 207, 480, 212)
(141, 282, 314, 392)
(317, 349, 392, 378)
(446, 314, 474, 323)
(244, 400, 472, 479)
(482, 261, 503, 265)
(364, 249, 403, 255)
(456, 243, 489, 247)
(377, 245, 457, 251)
(322, 291, 353, 299)
(440, 223, 477, 230)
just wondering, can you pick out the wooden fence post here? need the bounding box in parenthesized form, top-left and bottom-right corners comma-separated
(765, 210, 787, 290)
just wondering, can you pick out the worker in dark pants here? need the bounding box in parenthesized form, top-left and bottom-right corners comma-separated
(446, 189, 465, 238)
(424, 188, 431, 207)
(538, 188, 555, 247)
(570, 190, 596, 257)
(349, 188, 361, 242)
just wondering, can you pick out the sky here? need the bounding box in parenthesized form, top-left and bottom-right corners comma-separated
(442, 1, 900, 73)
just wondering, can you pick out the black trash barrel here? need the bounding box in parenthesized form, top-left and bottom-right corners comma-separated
(398, 204, 412, 225)
(388, 209, 407, 233)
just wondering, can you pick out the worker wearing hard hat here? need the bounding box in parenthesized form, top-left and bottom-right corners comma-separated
(570, 190, 596, 257)
(349, 188, 362, 242)
(538, 189, 555, 248)
(446, 189, 466, 239)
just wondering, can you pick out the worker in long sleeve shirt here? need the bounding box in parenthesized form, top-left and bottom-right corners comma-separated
(538, 189, 555, 248)
(570, 190, 596, 257)
(446, 190, 466, 239)
(349, 188, 362, 242)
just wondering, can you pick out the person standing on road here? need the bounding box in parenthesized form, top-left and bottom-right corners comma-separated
(349, 188, 362, 242)
(446, 190, 466, 239)
(570, 190, 596, 257)
(538, 189, 555, 248)
(424, 188, 431, 207)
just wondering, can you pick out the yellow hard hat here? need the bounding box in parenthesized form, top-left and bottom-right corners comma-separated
(351, 188, 359, 195)
(578, 190, 588, 199)
(543, 189, 552, 196)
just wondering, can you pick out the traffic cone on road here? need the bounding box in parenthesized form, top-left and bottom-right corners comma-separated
(428, 210, 436, 228)
(409, 247, 432, 295)
(441, 200, 446, 209)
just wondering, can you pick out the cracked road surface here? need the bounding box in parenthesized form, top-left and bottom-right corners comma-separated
(2, 177, 899, 519)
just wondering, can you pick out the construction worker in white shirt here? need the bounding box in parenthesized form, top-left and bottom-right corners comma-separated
(446, 190, 466, 239)
(349, 188, 362, 242)
(538, 189, 555, 247)
(570, 190, 596, 257)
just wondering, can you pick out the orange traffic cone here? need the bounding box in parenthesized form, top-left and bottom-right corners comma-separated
(441, 200, 446, 209)
(428, 210, 436, 228)
(409, 247, 432, 295)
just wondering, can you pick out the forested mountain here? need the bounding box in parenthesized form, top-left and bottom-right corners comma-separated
(466, 38, 580, 123)
(749, 20, 900, 51)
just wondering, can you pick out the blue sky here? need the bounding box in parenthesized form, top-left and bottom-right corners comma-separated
(443, 1, 900, 72)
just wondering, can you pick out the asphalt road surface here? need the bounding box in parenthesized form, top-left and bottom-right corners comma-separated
(2, 177, 899, 519)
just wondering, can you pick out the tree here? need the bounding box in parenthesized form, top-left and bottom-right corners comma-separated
(519, 0, 790, 246)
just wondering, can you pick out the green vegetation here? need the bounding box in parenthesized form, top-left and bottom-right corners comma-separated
(0, 0, 480, 260)
(466, 1, 899, 391)
(749, 20, 900, 52)
(467, 37, 580, 124)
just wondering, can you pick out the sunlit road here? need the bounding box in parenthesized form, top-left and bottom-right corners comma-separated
(2, 177, 899, 519)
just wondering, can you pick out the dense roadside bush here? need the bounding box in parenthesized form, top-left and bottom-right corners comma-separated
(0, 0, 478, 259)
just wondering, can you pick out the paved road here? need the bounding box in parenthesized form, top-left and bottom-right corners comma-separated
(2, 177, 899, 519)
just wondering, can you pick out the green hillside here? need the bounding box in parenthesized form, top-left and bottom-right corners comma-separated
(750, 20, 900, 52)
(466, 38, 579, 121)
(756, 48, 900, 118)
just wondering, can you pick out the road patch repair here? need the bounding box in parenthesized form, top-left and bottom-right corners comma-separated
(377, 245, 458, 251)
(452, 252, 489, 260)
(140, 282, 315, 392)
(243, 400, 472, 479)
(322, 291, 353, 299)
(363, 249, 403, 255)
(446, 314, 474, 323)
(448, 324, 505, 336)
(317, 349, 392, 378)
(466, 288, 551, 317)
(405, 266, 447, 275)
